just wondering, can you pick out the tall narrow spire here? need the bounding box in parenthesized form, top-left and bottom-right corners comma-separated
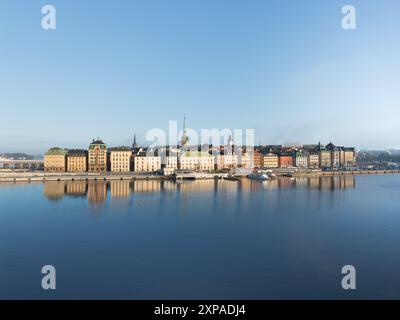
(181, 115, 189, 147)
(133, 132, 138, 149)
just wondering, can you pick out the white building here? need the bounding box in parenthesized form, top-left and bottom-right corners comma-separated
(215, 154, 238, 170)
(133, 149, 161, 173)
(162, 154, 178, 175)
(295, 153, 308, 168)
(239, 151, 254, 169)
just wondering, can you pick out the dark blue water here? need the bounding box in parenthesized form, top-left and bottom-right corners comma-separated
(1, 175, 400, 299)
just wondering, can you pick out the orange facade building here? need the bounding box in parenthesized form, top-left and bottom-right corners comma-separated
(278, 154, 294, 168)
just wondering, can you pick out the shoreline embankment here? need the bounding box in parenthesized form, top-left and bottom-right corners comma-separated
(0, 169, 399, 183)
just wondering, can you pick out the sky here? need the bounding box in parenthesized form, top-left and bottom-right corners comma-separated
(0, 0, 399, 154)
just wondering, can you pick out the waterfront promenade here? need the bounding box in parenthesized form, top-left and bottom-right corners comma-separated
(0, 169, 399, 183)
(0, 172, 161, 183)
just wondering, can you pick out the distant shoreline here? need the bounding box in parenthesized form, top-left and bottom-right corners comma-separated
(0, 169, 399, 183)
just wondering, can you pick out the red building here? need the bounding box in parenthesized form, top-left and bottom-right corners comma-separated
(278, 154, 294, 168)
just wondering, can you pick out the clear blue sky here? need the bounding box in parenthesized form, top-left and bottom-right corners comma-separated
(1, 0, 399, 154)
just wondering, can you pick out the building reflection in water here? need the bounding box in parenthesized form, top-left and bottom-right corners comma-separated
(131, 180, 162, 193)
(43, 181, 66, 201)
(87, 181, 107, 205)
(110, 180, 130, 198)
(66, 181, 87, 198)
(42, 175, 356, 204)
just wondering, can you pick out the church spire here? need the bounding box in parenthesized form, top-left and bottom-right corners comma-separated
(132, 132, 138, 149)
(181, 115, 189, 147)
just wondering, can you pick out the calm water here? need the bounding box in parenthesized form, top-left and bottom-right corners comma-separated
(1, 175, 400, 299)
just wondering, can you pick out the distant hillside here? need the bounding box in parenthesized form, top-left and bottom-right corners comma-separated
(388, 149, 400, 156)
(357, 150, 400, 163)
(0, 153, 35, 160)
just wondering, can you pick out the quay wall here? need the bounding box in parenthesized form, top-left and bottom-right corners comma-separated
(0, 172, 164, 183)
(0, 170, 399, 183)
(291, 169, 400, 177)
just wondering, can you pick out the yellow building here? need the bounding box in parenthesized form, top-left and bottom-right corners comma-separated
(88, 139, 107, 172)
(326, 143, 340, 168)
(339, 149, 346, 166)
(44, 147, 68, 172)
(262, 153, 279, 168)
(239, 151, 254, 169)
(165, 155, 178, 169)
(109, 147, 132, 172)
(343, 148, 356, 166)
(308, 153, 320, 168)
(179, 151, 214, 172)
(332, 150, 340, 168)
(319, 150, 332, 168)
(66, 149, 88, 172)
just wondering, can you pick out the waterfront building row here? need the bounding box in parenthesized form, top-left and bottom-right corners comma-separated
(44, 139, 356, 173)
(257, 143, 356, 169)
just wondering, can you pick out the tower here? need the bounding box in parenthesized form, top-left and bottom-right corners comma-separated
(181, 116, 189, 147)
(132, 133, 138, 149)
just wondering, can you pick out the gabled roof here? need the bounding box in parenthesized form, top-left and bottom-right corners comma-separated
(326, 142, 339, 151)
(89, 139, 107, 150)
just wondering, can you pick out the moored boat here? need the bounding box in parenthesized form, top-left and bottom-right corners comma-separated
(224, 175, 240, 181)
(248, 173, 270, 181)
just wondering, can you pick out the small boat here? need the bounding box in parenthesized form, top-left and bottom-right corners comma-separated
(282, 172, 293, 177)
(248, 173, 270, 181)
(267, 172, 277, 179)
(224, 175, 240, 181)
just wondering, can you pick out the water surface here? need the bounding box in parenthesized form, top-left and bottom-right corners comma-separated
(1, 175, 400, 299)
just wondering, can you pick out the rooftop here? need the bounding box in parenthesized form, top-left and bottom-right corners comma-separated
(67, 149, 88, 156)
(89, 138, 107, 150)
(109, 146, 132, 152)
(45, 147, 68, 156)
(181, 151, 212, 157)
